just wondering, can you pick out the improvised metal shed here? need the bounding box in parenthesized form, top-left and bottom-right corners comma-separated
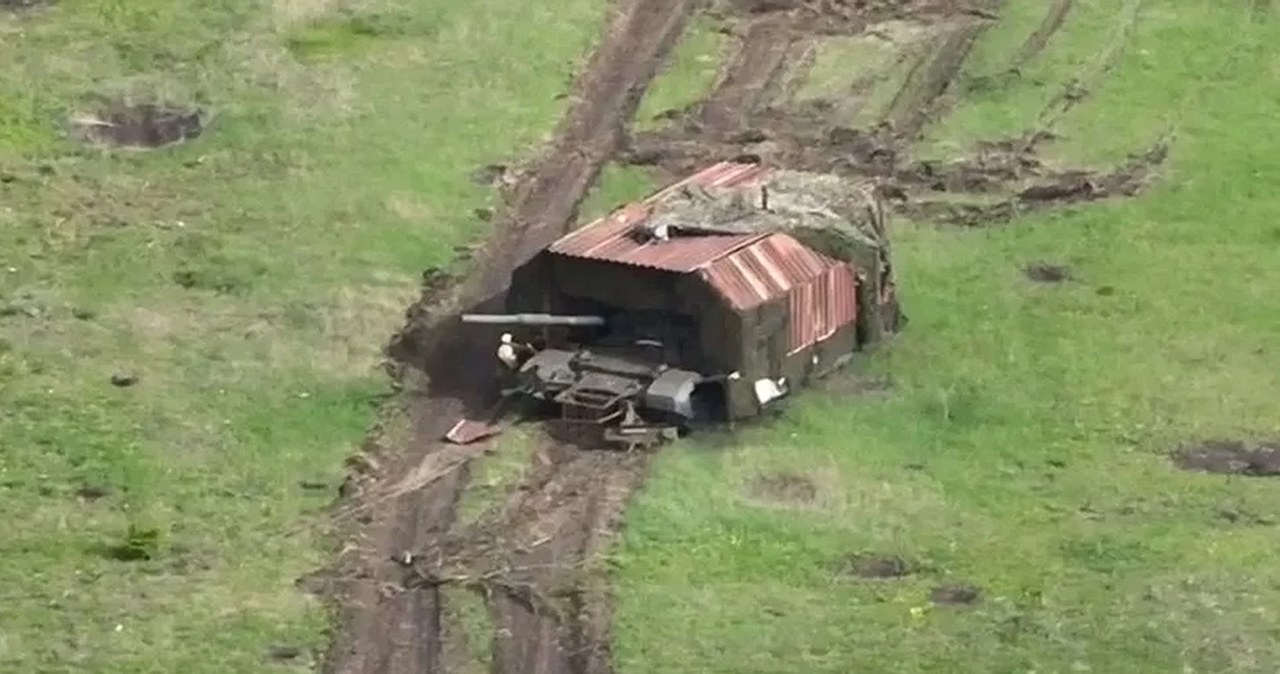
(507, 162, 894, 420)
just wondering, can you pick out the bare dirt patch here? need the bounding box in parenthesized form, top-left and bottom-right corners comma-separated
(930, 583, 982, 605)
(70, 102, 205, 149)
(1173, 440, 1280, 477)
(746, 471, 818, 505)
(839, 553, 919, 579)
(1023, 263, 1072, 283)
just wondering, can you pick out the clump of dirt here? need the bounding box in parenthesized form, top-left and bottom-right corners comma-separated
(1173, 440, 1280, 477)
(71, 102, 205, 149)
(1023, 263, 1072, 283)
(74, 484, 111, 501)
(839, 553, 918, 579)
(470, 163, 510, 187)
(746, 471, 818, 505)
(930, 583, 982, 605)
(264, 645, 303, 662)
(110, 372, 139, 387)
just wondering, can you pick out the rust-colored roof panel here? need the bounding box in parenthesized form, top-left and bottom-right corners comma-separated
(700, 232, 839, 310)
(789, 262, 857, 353)
(547, 162, 773, 272)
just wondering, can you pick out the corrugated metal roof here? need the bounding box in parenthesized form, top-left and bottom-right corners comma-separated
(788, 262, 858, 353)
(544, 162, 854, 312)
(547, 162, 773, 272)
(699, 233, 841, 311)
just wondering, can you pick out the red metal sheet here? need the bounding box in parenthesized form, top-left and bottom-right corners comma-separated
(787, 261, 858, 353)
(700, 232, 836, 311)
(546, 162, 773, 272)
(444, 418, 504, 444)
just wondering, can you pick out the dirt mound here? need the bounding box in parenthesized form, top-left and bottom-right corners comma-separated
(746, 471, 818, 505)
(71, 102, 204, 149)
(1023, 263, 1072, 283)
(930, 583, 981, 605)
(1173, 440, 1280, 477)
(839, 553, 918, 579)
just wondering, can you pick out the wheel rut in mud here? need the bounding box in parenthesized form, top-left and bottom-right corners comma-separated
(319, 0, 698, 672)
(410, 445, 652, 674)
(625, 0, 1168, 229)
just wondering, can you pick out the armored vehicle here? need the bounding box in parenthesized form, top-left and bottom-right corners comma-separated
(454, 161, 902, 449)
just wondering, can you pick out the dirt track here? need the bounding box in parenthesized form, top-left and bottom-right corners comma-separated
(321, 0, 697, 672)
(320, 1, 1169, 673)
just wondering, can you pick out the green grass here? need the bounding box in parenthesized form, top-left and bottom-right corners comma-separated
(633, 15, 725, 130)
(795, 34, 895, 102)
(7, 0, 1280, 671)
(921, 0, 1149, 160)
(613, 1, 1280, 672)
(443, 587, 493, 674)
(577, 163, 657, 222)
(0, 0, 612, 671)
(453, 427, 537, 525)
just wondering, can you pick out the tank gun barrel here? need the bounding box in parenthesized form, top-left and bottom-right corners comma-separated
(460, 313, 606, 327)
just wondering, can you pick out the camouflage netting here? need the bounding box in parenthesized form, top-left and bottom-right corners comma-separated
(642, 168, 901, 341)
(644, 169, 888, 268)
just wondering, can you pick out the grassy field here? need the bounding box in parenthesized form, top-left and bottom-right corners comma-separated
(612, 1, 1280, 673)
(5, 0, 1280, 672)
(0, 0, 612, 671)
